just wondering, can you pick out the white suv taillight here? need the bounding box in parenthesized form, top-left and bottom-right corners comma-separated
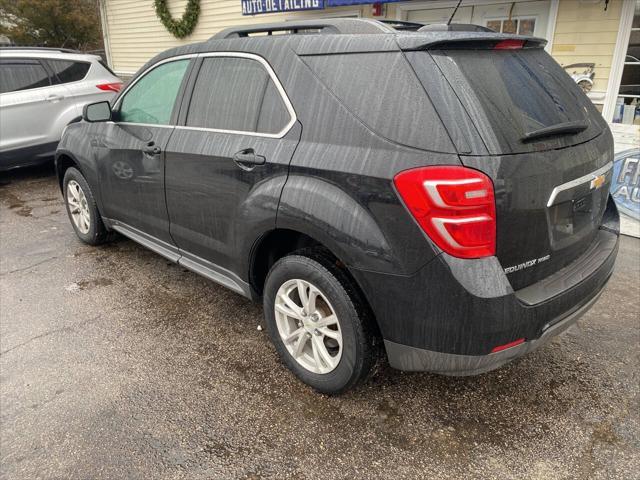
(393, 166, 496, 259)
(96, 82, 123, 92)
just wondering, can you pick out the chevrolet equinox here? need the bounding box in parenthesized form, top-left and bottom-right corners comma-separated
(56, 19, 620, 394)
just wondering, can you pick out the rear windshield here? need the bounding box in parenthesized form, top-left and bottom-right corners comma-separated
(419, 48, 604, 154)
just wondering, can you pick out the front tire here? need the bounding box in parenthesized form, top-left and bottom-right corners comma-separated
(263, 250, 378, 394)
(63, 167, 111, 245)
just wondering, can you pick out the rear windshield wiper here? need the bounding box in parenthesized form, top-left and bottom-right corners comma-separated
(522, 121, 589, 142)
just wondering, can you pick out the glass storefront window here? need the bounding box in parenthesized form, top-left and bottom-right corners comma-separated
(486, 17, 536, 35)
(612, 0, 640, 124)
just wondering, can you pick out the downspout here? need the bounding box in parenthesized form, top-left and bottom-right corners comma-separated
(98, 0, 114, 71)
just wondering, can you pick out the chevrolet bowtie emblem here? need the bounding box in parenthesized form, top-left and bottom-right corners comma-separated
(590, 174, 606, 190)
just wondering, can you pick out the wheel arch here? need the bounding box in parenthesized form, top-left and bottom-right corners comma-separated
(55, 150, 83, 192)
(249, 228, 370, 312)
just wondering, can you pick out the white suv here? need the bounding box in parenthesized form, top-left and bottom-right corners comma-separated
(0, 47, 122, 171)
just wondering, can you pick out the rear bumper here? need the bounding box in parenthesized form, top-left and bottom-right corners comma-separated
(384, 287, 604, 375)
(350, 197, 620, 375)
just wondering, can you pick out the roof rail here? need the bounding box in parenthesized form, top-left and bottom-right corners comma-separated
(211, 18, 394, 40)
(378, 20, 424, 32)
(0, 46, 80, 53)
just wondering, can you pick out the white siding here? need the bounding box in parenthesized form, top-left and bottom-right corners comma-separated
(102, 0, 369, 76)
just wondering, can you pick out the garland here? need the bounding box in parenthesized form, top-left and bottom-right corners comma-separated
(154, 0, 201, 39)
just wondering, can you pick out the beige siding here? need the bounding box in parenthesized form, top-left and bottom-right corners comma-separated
(103, 0, 370, 75)
(551, 0, 624, 99)
(104, 0, 626, 99)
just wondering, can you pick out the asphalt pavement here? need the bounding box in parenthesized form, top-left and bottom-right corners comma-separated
(1, 164, 639, 480)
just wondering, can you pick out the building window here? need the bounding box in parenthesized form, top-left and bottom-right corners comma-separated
(486, 17, 536, 36)
(612, 1, 640, 125)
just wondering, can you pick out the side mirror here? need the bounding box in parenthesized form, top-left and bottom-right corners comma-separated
(83, 101, 111, 123)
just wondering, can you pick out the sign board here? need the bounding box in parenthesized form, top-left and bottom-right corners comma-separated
(240, 0, 404, 15)
(611, 148, 640, 237)
(325, 0, 404, 5)
(241, 0, 324, 15)
(611, 149, 639, 220)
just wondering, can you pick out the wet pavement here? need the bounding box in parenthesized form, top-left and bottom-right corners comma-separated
(1, 164, 639, 480)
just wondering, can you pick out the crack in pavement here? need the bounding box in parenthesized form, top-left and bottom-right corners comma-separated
(0, 256, 60, 276)
(0, 314, 102, 356)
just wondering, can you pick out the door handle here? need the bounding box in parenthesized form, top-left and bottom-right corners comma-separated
(233, 149, 266, 167)
(142, 142, 161, 155)
(46, 94, 64, 102)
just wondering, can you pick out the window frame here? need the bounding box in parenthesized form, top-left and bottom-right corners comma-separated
(42, 58, 92, 86)
(0, 57, 53, 95)
(111, 52, 296, 138)
(179, 52, 297, 139)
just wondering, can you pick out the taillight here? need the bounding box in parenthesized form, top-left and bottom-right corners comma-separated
(393, 166, 496, 259)
(494, 39, 525, 50)
(96, 82, 123, 92)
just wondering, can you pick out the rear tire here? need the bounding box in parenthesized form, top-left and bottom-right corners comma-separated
(63, 167, 112, 245)
(263, 249, 378, 394)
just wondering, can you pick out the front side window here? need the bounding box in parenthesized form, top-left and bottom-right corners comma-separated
(185, 57, 291, 135)
(47, 60, 91, 84)
(119, 59, 189, 125)
(0, 59, 50, 94)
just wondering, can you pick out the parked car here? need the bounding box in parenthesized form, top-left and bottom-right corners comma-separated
(0, 47, 122, 171)
(55, 19, 619, 394)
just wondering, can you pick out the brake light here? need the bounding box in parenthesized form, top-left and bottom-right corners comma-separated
(494, 39, 525, 50)
(393, 166, 496, 259)
(96, 82, 123, 92)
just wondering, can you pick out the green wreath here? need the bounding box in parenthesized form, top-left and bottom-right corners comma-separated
(154, 0, 201, 39)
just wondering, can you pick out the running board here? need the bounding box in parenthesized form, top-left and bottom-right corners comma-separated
(108, 220, 251, 298)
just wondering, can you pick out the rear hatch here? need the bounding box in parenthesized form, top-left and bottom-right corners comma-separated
(405, 37, 613, 290)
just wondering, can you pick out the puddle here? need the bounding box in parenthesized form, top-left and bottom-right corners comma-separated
(77, 278, 114, 290)
(65, 278, 114, 292)
(1, 191, 33, 217)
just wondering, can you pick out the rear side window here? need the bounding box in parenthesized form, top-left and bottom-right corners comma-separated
(419, 48, 604, 154)
(302, 52, 455, 153)
(185, 57, 291, 135)
(0, 59, 50, 94)
(119, 59, 189, 125)
(47, 60, 91, 84)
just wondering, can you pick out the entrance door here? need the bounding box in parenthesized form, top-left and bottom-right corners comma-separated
(402, 1, 551, 40)
(473, 1, 550, 38)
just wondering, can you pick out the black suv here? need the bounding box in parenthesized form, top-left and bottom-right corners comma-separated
(56, 19, 619, 394)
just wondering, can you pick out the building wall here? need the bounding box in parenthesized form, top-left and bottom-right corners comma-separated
(551, 0, 624, 105)
(102, 0, 626, 106)
(101, 0, 371, 76)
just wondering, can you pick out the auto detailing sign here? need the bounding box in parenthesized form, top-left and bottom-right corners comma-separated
(241, 0, 324, 15)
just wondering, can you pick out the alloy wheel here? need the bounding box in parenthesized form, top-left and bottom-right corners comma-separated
(67, 180, 91, 234)
(274, 279, 343, 374)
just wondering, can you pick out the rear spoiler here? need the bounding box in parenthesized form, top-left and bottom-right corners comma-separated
(396, 32, 547, 51)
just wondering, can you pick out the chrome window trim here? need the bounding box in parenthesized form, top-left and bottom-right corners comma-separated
(546, 162, 613, 207)
(111, 52, 297, 139)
